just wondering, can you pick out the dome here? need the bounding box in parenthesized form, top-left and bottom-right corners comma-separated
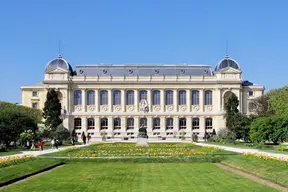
(215, 55, 240, 71)
(45, 55, 73, 74)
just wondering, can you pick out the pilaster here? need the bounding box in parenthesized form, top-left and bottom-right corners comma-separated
(173, 117, 179, 132)
(82, 117, 87, 132)
(108, 89, 112, 112)
(187, 89, 191, 111)
(199, 89, 204, 112)
(160, 89, 165, 112)
(199, 116, 205, 139)
(147, 89, 152, 112)
(95, 117, 100, 135)
(82, 89, 86, 112)
(95, 89, 99, 112)
(108, 117, 113, 135)
(134, 89, 139, 111)
(147, 117, 153, 136)
(173, 89, 178, 112)
(121, 117, 127, 136)
(160, 117, 166, 136)
(121, 89, 126, 112)
(186, 117, 192, 136)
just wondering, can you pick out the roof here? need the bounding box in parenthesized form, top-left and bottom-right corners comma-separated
(75, 64, 214, 76)
(45, 55, 73, 74)
(215, 55, 240, 71)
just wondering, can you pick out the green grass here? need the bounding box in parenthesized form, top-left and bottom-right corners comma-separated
(222, 155, 288, 188)
(0, 158, 62, 185)
(2, 163, 279, 192)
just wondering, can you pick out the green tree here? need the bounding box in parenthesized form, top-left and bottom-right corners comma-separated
(43, 89, 62, 133)
(224, 92, 239, 132)
(20, 130, 35, 147)
(268, 86, 288, 115)
(53, 124, 70, 144)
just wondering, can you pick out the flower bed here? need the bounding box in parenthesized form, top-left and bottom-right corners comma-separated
(243, 152, 288, 162)
(0, 154, 35, 168)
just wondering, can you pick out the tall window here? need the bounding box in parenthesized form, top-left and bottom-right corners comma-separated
(192, 118, 199, 130)
(140, 118, 147, 129)
(139, 90, 147, 100)
(32, 91, 38, 97)
(74, 90, 82, 105)
(165, 90, 173, 105)
(153, 118, 160, 130)
(127, 118, 134, 130)
(178, 90, 186, 105)
(74, 118, 81, 129)
(113, 90, 121, 105)
(205, 90, 213, 105)
(205, 118, 213, 130)
(87, 118, 95, 129)
(100, 118, 108, 130)
(100, 90, 108, 105)
(192, 90, 199, 105)
(166, 118, 173, 130)
(126, 90, 134, 105)
(87, 90, 95, 105)
(152, 90, 160, 105)
(179, 118, 186, 130)
(114, 118, 121, 130)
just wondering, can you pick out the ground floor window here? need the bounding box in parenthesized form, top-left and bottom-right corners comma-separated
(166, 118, 173, 130)
(179, 118, 186, 130)
(87, 118, 95, 129)
(205, 118, 213, 130)
(74, 118, 81, 129)
(153, 118, 160, 130)
(127, 118, 134, 130)
(100, 118, 108, 130)
(192, 118, 199, 130)
(114, 118, 121, 130)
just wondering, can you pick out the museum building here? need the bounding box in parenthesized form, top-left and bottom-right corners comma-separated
(21, 55, 264, 139)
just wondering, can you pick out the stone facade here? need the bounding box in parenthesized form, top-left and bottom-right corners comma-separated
(21, 55, 264, 140)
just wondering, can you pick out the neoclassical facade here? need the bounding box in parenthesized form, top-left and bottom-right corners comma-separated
(21, 55, 264, 140)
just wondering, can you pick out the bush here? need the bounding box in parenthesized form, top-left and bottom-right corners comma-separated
(0, 145, 7, 152)
(275, 145, 288, 152)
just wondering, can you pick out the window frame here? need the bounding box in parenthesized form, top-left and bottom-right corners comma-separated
(87, 118, 95, 129)
(100, 90, 108, 105)
(100, 118, 108, 130)
(74, 118, 82, 129)
(165, 90, 173, 105)
(87, 90, 95, 105)
(179, 118, 187, 130)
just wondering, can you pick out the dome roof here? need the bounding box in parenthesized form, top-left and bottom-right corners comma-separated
(45, 55, 73, 73)
(215, 55, 240, 71)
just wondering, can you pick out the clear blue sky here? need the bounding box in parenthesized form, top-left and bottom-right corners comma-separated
(0, 0, 287, 103)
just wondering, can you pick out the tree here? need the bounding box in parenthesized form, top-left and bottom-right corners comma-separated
(43, 89, 62, 133)
(20, 130, 35, 147)
(53, 124, 70, 144)
(224, 92, 239, 132)
(268, 86, 288, 116)
(249, 94, 273, 116)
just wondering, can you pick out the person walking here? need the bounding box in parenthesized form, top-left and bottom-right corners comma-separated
(38, 141, 44, 151)
(51, 139, 55, 149)
(55, 140, 59, 150)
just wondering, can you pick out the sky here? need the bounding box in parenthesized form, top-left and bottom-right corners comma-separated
(0, 0, 288, 103)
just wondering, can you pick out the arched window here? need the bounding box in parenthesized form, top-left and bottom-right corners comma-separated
(126, 90, 134, 105)
(100, 90, 108, 105)
(74, 90, 82, 105)
(127, 118, 134, 130)
(165, 90, 173, 105)
(178, 90, 186, 105)
(74, 118, 81, 129)
(153, 118, 160, 130)
(192, 90, 199, 105)
(139, 90, 147, 101)
(205, 90, 213, 105)
(179, 118, 186, 130)
(166, 118, 173, 130)
(114, 118, 121, 130)
(140, 118, 147, 129)
(192, 118, 199, 130)
(87, 118, 95, 129)
(113, 90, 121, 105)
(87, 90, 95, 105)
(152, 90, 160, 105)
(205, 118, 213, 130)
(100, 118, 108, 130)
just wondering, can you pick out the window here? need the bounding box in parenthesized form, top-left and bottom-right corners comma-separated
(113, 90, 121, 105)
(204, 90, 213, 105)
(126, 90, 134, 105)
(114, 118, 121, 130)
(205, 118, 213, 130)
(166, 118, 173, 130)
(165, 90, 173, 105)
(153, 118, 160, 130)
(179, 118, 187, 130)
(32, 102, 38, 109)
(178, 90, 186, 105)
(100, 118, 108, 130)
(139, 90, 147, 100)
(152, 90, 160, 105)
(32, 91, 38, 97)
(127, 118, 134, 130)
(87, 90, 95, 105)
(87, 118, 95, 129)
(100, 90, 108, 105)
(192, 118, 199, 130)
(249, 91, 253, 96)
(192, 90, 199, 105)
(74, 90, 82, 105)
(140, 118, 147, 129)
(74, 118, 81, 129)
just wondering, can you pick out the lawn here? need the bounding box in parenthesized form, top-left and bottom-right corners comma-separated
(1, 163, 279, 192)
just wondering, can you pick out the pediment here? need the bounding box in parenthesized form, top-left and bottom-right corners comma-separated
(217, 67, 241, 74)
(45, 67, 68, 74)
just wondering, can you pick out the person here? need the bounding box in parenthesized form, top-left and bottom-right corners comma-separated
(51, 139, 55, 149)
(87, 135, 91, 144)
(38, 141, 44, 151)
(31, 140, 35, 150)
(55, 140, 59, 150)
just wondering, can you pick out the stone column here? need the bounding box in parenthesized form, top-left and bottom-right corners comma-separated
(108, 117, 113, 136)
(187, 89, 191, 111)
(186, 117, 192, 137)
(82, 89, 86, 112)
(147, 117, 153, 137)
(95, 117, 100, 137)
(199, 117, 205, 140)
(147, 89, 152, 112)
(173, 117, 179, 133)
(160, 117, 166, 136)
(160, 89, 165, 112)
(239, 89, 243, 113)
(134, 116, 139, 135)
(199, 89, 204, 112)
(82, 117, 87, 133)
(121, 89, 126, 112)
(121, 117, 127, 136)
(95, 89, 99, 112)
(134, 89, 139, 111)
(173, 89, 178, 112)
(108, 89, 112, 112)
